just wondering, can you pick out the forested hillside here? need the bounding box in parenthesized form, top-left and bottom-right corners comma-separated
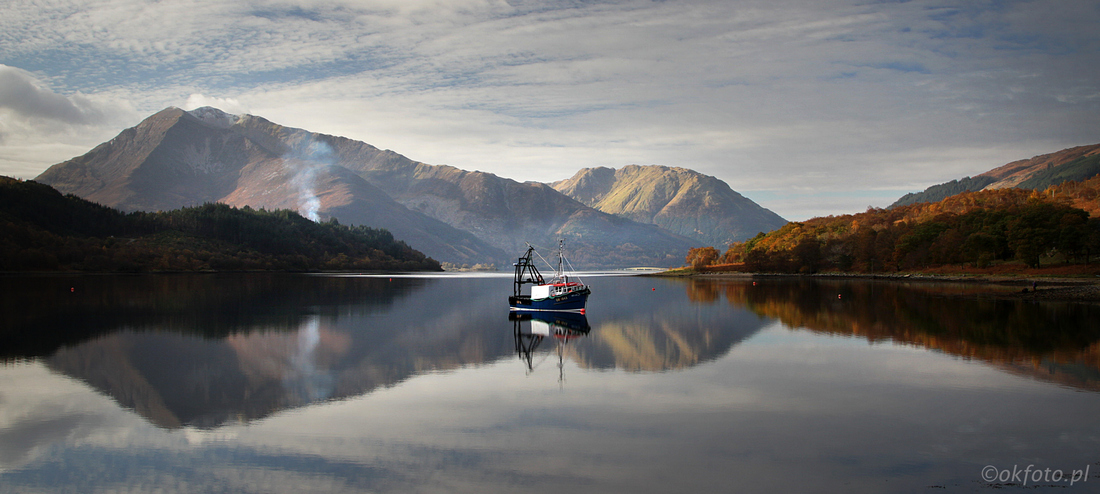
(890, 176, 996, 208)
(889, 143, 1100, 208)
(0, 177, 441, 272)
(718, 179, 1100, 273)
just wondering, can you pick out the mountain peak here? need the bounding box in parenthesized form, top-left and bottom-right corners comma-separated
(553, 164, 786, 248)
(186, 106, 240, 129)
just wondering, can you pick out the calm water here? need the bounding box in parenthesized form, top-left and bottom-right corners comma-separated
(1, 273, 1099, 493)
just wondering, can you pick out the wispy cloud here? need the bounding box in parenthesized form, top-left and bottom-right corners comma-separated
(0, 66, 106, 124)
(1, 0, 1098, 219)
(0, 64, 137, 176)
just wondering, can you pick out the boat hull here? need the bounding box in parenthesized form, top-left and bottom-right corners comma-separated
(509, 288, 590, 313)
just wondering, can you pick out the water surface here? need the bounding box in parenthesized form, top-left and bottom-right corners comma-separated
(1, 274, 1098, 492)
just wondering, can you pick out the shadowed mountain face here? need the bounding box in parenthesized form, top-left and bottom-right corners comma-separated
(35, 107, 704, 267)
(552, 165, 787, 249)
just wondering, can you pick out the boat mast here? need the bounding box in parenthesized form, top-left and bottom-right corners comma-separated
(557, 239, 566, 283)
(513, 244, 544, 297)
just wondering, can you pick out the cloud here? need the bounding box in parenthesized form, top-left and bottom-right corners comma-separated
(183, 94, 249, 115)
(0, 65, 138, 178)
(1, 0, 1098, 218)
(0, 65, 105, 124)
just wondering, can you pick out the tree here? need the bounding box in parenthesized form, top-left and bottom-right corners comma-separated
(686, 246, 720, 270)
(1056, 210, 1090, 263)
(792, 237, 821, 273)
(1006, 202, 1062, 268)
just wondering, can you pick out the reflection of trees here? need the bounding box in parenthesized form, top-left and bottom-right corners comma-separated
(712, 278, 1100, 391)
(685, 280, 720, 303)
(1, 274, 424, 358)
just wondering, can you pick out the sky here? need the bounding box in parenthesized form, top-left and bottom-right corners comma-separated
(1, 0, 1099, 221)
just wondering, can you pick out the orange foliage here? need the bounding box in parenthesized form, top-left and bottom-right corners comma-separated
(1044, 175, 1100, 217)
(722, 182, 1100, 274)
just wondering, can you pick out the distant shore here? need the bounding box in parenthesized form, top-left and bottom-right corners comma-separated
(647, 268, 1100, 303)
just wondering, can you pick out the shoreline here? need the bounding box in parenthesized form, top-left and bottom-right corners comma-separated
(647, 270, 1100, 303)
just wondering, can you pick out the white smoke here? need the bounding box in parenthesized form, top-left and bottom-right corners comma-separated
(287, 138, 335, 222)
(293, 165, 322, 222)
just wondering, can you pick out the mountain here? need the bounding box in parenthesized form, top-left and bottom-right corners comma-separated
(2, 275, 764, 427)
(891, 143, 1100, 207)
(35, 108, 506, 266)
(551, 165, 787, 249)
(307, 135, 700, 266)
(36, 107, 700, 267)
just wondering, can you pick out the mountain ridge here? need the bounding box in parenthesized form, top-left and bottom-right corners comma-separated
(34, 106, 781, 267)
(891, 143, 1100, 207)
(552, 164, 787, 249)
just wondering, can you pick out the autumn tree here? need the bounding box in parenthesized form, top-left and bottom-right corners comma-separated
(686, 246, 720, 270)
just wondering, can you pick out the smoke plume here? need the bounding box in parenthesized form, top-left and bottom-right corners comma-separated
(286, 137, 335, 222)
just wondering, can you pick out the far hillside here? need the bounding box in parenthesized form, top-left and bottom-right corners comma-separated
(891, 143, 1100, 207)
(0, 177, 441, 272)
(714, 177, 1100, 274)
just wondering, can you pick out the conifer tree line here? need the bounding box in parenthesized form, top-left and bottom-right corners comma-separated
(0, 177, 441, 272)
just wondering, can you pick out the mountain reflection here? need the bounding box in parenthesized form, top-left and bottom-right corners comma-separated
(683, 277, 1100, 391)
(516, 277, 772, 373)
(6, 274, 775, 429)
(46, 317, 353, 429)
(27, 273, 1088, 432)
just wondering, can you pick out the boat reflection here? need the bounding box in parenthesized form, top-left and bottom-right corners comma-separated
(511, 312, 591, 382)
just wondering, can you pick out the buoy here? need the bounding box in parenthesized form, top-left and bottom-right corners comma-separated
(838, 294, 842, 299)
(652, 288, 656, 291)
(71, 287, 75, 293)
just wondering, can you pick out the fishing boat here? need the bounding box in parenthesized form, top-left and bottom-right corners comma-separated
(509, 240, 590, 313)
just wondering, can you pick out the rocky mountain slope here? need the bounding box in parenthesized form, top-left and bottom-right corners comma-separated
(35, 107, 775, 267)
(552, 165, 787, 248)
(891, 143, 1100, 207)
